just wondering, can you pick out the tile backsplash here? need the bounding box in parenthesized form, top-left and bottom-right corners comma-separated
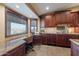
(44, 27, 79, 34)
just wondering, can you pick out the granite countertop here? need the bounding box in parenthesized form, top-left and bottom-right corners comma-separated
(0, 34, 33, 56)
(40, 33, 79, 35)
(70, 39, 79, 45)
(6, 35, 33, 52)
(6, 37, 26, 52)
(0, 37, 27, 56)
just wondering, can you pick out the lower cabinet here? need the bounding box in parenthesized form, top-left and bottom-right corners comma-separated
(47, 34, 56, 45)
(42, 35, 48, 45)
(56, 35, 65, 46)
(6, 43, 26, 56)
(33, 34, 79, 47)
(56, 34, 70, 47)
(33, 35, 42, 45)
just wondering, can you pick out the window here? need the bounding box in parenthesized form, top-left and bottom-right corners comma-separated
(11, 22, 26, 35)
(40, 19, 45, 32)
(6, 9, 28, 36)
(31, 19, 37, 34)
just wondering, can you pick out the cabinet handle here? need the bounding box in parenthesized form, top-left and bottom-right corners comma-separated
(65, 38, 69, 42)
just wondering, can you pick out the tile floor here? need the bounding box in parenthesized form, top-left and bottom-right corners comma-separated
(26, 45, 71, 56)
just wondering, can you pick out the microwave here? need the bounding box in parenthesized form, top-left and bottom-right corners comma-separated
(56, 24, 68, 34)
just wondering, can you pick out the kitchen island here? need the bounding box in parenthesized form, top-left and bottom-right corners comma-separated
(70, 39, 79, 56)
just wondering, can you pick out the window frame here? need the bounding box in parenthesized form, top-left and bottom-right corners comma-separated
(5, 8, 28, 37)
(30, 19, 38, 34)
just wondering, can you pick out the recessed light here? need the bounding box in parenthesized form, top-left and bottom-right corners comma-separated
(46, 6, 49, 10)
(16, 4, 20, 8)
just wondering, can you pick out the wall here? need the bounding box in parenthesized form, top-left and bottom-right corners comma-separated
(0, 4, 6, 55)
(37, 18, 40, 33)
(0, 4, 33, 55)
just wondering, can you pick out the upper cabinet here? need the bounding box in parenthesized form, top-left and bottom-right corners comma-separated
(44, 15, 52, 27)
(55, 13, 61, 24)
(72, 12, 79, 27)
(44, 14, 56, 27)
(43, 11, 79, 27)
(66, 12, 79, 27)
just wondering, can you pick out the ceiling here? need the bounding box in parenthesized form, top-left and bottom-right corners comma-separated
(30, 3, 79, 15)
(3, 3, 39, 18)
(3, 3, 79, 18)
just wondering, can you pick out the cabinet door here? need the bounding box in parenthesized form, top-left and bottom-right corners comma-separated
(33, 36, 37, 45)
(56, 35, 63, 46)
(70, 13, 77, 27)
(66, 12, 71, 23)
(66, 12, 78, 27)
(74, 13, 79, 27)
(44, 18, 49, 27)
(37, 36, 42, 44)
(64, 34, 70, 47)
(62, 12, 69, 23)
(44, 15, 53, 27)
(47, 34, 56, 45)
(65, 12, 73, 26)
(52, 15, 56, 27)
(56, 35, 66, 46)
(55, 13, 61, 24)
(33, 35, 42, 45)
(56, 12, 70, 24)
(42, 35, 47, 45)
(7, 43, 26, 56)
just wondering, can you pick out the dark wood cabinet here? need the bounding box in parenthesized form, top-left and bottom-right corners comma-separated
(44, 11, 79, 27)
(65, 12, 73, 26)
(33, 34, 79, 47)
(56, 34, 70, 47)
(64, 34, 71, 47)
(67, 13, 78, 27)
(52, 15, 56, 26)
(73, 13, 79, 27)
(42, 35, 48, 45)
(6, 43, 26, 56)
(33, 35, 42, 45)
(47, 34, 56, 45)
(44, 15, 51, 27)
(56, 34, 65, 46)
(55, 13, 61, 24)
(44, 15, 56, 27)
(55, 12, 79, 27)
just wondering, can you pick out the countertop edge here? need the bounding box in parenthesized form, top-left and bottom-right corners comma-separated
(70, 39, 79, 45)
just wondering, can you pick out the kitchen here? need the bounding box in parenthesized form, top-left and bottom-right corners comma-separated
(32, 3, 79, 56)
(0, 3, 79, 56)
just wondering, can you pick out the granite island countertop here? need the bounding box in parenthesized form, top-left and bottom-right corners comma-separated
(70, 39, 79, 45)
